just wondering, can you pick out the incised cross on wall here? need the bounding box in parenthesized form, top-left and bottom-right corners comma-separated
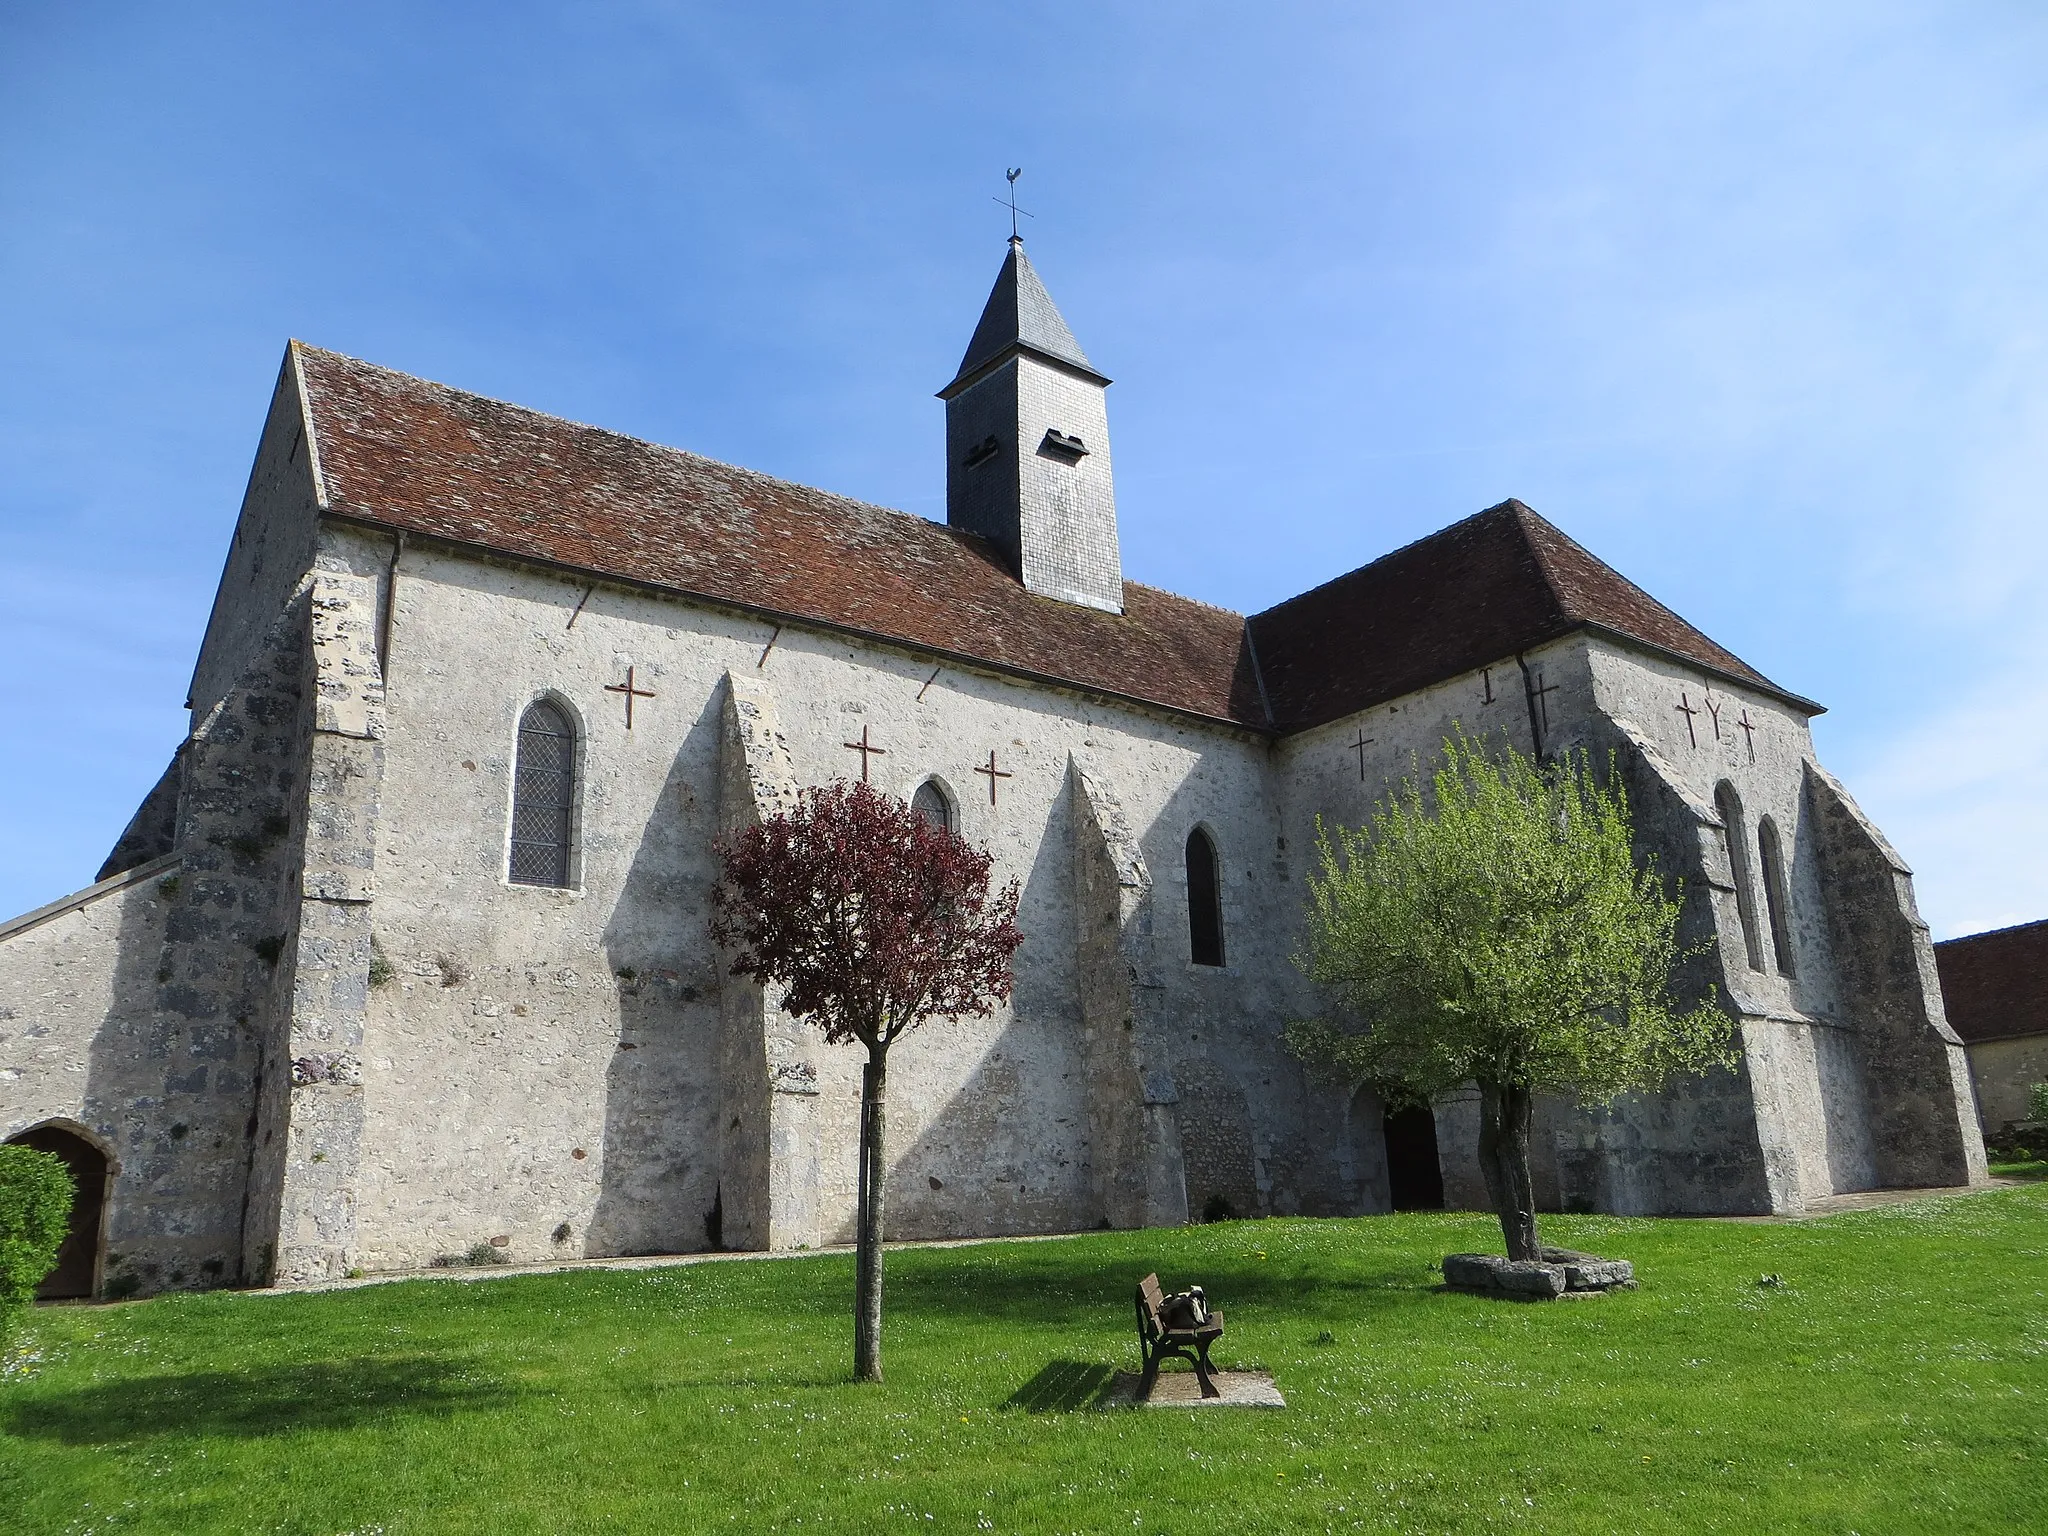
(604, 666, 656, 729)
(843, 724, 886, 782)
(974, 749, 1014, 804)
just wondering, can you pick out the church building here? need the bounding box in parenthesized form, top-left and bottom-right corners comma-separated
(0, 238, 1986, 1296)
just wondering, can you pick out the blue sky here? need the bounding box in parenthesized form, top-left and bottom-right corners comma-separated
(4, 2, 2045, 936)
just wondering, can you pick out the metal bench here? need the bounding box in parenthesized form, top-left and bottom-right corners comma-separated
(1134, 1272, 1224, 1399)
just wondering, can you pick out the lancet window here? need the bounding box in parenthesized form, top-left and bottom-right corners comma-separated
(509, 698, 578, 888)
(1757, 817, 1796, 977)
(1186, 827, 1226, 968)
(911, 779, 955, 834)
(1715, 781, 1765, 973)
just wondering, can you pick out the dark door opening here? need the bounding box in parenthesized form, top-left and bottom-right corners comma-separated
(1383, 1106, 1445, 1211)
(6, 1126, 107, 1298)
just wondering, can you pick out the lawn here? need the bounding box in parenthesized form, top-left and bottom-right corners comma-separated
(3, 1185, 2044, 1535)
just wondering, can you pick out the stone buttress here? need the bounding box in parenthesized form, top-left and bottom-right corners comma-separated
(714, 671, 825, 1250)
(1068, 755, 1189, 1228)
(242, 535, 389, 1283)
(1805, 762, 1988, 1188)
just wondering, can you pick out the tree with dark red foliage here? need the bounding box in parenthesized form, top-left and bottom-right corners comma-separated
(710, 779, 1023, 1382)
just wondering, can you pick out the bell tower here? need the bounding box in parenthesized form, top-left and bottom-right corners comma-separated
(939, 237, 1124, 614)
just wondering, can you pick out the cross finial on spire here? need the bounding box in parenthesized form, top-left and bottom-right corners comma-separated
(994, 167, 1033, 242)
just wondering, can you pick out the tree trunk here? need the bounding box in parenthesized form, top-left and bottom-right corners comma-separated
(853, 1049, 889, 1382)
(1477, 1078, 1541, 1261)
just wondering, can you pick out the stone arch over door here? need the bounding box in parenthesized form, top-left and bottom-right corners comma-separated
(1173, 1059, 1259, 1222)
(5, 1122, 112, 1299)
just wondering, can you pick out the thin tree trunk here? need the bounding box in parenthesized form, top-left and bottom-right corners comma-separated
(853, 1049, 889, 1382)
(1477, 1078, 1542, 1261)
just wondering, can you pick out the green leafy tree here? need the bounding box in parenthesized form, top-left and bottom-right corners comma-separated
(1287, 730, 1733, 1262)
(1, 1143, 74, 1352)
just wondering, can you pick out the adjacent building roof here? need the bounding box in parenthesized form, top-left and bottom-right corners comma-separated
(1247, 500, 1813, 731)
(292, 343, 1808, 734)
(940, 237, 1107, 397)
(1934, 919, 2048, 1045)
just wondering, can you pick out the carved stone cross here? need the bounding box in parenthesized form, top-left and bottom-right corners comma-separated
(604, 665, 655, 729)
(842, 724, 886, 782)
(974, 749, 1014, 804)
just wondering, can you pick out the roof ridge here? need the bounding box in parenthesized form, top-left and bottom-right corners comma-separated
(1247, 499, 1540, 625)
(1123, 579, 1242, 620)
(1936, 915, 2048, 947)
(297, 342, 935, 534)
(1493, 497, 1576, 621)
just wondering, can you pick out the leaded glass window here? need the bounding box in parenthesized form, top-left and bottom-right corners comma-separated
(912, 779, 954, 834)
(510, 699, 576, 887)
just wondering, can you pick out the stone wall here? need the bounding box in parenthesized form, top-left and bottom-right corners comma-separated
(0, 508, 321, 1296)
(171, 574, 319, 1289)
(338, 538, 1339, 1271)
(1966, 1035, 2048, 1133)
(245, 527, 391, 1285)
(1267, 628, 1983, 1218)
(187, 349, 322, 726)
(0, 861, 180, 1294)
(1806, 762, 1988, 1188)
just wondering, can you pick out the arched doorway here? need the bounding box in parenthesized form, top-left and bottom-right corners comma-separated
(1383, 1106, 1445, 1211)
(5, 1125, 108, 1299)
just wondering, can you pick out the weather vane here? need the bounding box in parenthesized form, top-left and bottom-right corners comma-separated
(994, 167, 1034, 241)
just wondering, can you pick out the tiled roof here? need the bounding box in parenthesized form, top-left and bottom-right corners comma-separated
(292, 346, 1806, 736)
(1934, 919, 2048, 1044)
(294, 344, 1261, 726)
(1246, 500, 1812, 731)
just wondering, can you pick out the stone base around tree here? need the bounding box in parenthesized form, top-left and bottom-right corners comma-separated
(1442, 1247, 1636, 1300)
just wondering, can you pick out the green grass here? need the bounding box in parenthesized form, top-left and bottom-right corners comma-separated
(4, 1187, 2045, 1535)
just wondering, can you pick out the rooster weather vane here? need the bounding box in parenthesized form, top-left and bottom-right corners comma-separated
(995, 167, 1034, 240)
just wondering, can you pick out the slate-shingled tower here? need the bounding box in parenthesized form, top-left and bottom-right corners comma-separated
(941, 237, 1124, 613)
(0, 238, 1988, 1296)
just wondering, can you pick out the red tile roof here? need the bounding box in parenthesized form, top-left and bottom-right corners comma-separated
(292, 344, 1809, 734)
(295, 344, 1261, 726)
(1935, 919, 2048, 1044)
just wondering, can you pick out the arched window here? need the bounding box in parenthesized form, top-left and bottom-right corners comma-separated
(1714, 782, 1764, 972)
(1186, 827, 1226, 967)
(1757, 817, 1796, 977)
(509, 699, 577, 887)
(911, 779, 955, 834)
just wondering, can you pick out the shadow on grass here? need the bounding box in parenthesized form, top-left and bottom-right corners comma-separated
(4, 1353, 508, 1445)
(1002, 1360, 1118, 1412)
(887, 1240, 1430, 1328)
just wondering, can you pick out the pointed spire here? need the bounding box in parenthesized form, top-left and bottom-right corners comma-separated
(940, 238, 1109, 399)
